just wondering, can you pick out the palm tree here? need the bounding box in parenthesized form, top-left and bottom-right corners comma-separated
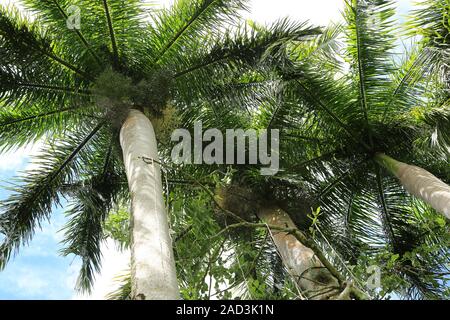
(0, 0, 319, 299)
(261, 0, 449, 298)
(276, 0, 450, 220)
(162, 25, 368, 299)
(163, 0, 449, 300)
(157, 0, 449, 300)
(175, 0, 449, 299)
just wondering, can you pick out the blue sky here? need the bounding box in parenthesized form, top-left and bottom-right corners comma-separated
(0, 0, 416, 300)
(0, 149, 80, 299)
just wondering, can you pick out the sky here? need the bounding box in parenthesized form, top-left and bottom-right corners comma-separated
(0, 0, 415, 300)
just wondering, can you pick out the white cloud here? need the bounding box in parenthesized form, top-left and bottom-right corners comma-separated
(0, 0, 24, 12)
(0, 148, 29, 172)
(0, 0, 15, 5)
(0, 140, 44, 173)
(0, 145, 33, 172)
(0, 262, 79, 299)
(15, 271, 48, 296)
(154, 0, 344, 25)
(244, 0, 344, 26)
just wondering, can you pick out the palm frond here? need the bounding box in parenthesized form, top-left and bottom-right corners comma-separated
(59, 126, 124, 292)
(146, 0, 248, 67)
(0, 5, 92, 79)
(0, 6, 94, 111)
(60, 175, 121, 292)
(0, 121, 104, 270)
(344, 0, 396, 124)
(0, 105, 94, 152)
(421, 104, 450, 157)
(21, 0, 103, 66)
(173, 18, 320, 108)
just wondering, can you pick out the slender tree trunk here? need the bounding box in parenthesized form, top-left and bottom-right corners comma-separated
(256, 205, 340, 299)
(375, 153, 450, 219)
(120, 109, 179, 300)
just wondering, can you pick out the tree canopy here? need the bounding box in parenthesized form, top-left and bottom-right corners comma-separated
(0, 0, 448, 300)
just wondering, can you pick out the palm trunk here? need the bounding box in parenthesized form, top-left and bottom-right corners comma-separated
(120, 109, 179, 300)
(375, 153, 450, 219)
(256, 205, 340, 299)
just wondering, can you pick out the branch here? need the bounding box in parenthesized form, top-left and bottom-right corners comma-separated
(102, 0, 119, 67)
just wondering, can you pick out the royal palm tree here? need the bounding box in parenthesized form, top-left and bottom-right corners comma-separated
(156, 24, 370, 300)
(0, 0, 319, 299)
(173, 0, 449, 299)
(155, 0, 449, 299)
(261, 0, 449, 298)
(114, 0, 449, 300)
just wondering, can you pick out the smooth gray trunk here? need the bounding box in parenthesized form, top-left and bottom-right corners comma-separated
(120, 109, 179, 300)
(375, 153, 450, 219)
(257, 205, 340, 299)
